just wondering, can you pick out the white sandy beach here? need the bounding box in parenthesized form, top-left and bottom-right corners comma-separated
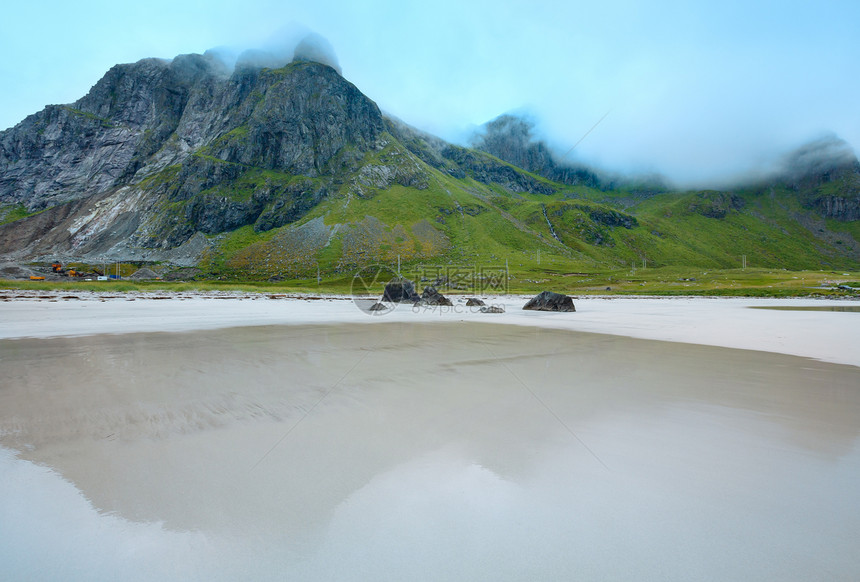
(1, 290, 858, 365)
(1, 292, 859, 581)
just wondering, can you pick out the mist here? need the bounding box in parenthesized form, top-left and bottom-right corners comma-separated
(776, 134, 858, 180)
(204, 25, 341, 74)
(469, 112, 860, 192)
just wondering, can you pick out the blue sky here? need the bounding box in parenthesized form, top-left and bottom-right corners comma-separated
(1, 0, 858, 186)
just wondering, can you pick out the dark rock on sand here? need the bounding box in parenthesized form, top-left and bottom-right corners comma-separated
(522, 291, 576, 312)
(421, 285, 453, 306)
(480, 305, 505, 313)
(466, 297, 485, 307)
(383, 278, 420, 302)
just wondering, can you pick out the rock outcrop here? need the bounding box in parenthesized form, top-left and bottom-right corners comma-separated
(471, 114, 603, 189)
(421, 286, 453, 306)
(777, 135, 860, 221)
(816, 195, 860, 221)
(686, 192, 746, 219)
(440, 146, 555, 195)
(383, 278, 419, 302)
(128, 267, 159, 280)
(522, 291, 576, 312)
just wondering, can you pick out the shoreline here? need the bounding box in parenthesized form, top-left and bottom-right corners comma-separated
(1, 289, 858, 366)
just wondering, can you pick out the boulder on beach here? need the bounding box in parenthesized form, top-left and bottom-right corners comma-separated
(383, 278, 420, 302)
(421, 286, 453, 306)
(480, 305, 505, 313)
(368, 302, 389, 312)
(522, 291, 576, 312)
(466, 297, 485, 307)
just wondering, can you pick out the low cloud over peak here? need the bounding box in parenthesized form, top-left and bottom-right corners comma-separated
(204, 24, 340, 75)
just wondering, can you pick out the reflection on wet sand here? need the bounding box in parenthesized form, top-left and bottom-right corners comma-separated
(1, 322, 859, 580)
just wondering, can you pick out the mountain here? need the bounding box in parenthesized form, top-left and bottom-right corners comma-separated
(471, 114, 605, 189)
(469, 113, 860, 266)
(774, 135, 860, 222)
(0, 54, 393, 264)
(0, 51, 858, 280)
(470, 114, 668, 192)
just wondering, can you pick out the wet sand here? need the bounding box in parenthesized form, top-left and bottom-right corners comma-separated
(2, 322, 859, 580)
(2, 291, 859, 366)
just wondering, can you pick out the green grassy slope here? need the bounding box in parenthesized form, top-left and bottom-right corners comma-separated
(3, 129, 857, 287)
(193, 145, 859, 283)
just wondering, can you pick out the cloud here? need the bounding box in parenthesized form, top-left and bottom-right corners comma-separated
(292, 33, 341, 74)
(204, 24, 341, 74)
(774, 134, 858, 184)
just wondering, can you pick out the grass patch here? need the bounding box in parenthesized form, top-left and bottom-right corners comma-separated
(0, 204, 35, 225)
(3, 268, 857, 298)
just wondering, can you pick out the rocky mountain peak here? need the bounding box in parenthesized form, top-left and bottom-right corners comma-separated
(0, 54, 381, 212)
(0, 49, 394, 263)
(769, 135, 860, 221)
(472, 113, 606, 190)
(778, 135, 859, 187)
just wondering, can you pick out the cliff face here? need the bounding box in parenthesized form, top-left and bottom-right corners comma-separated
(0, 55, 213, 210)
(0, 55, 384, 212)
(0, 54, 392, 261)
(471, 114, 606, 190)
(807, 165, 860, 222)
(779, 136, 860, 221)
(817, 193, 860, 221)
(210, 63, 383, 174)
